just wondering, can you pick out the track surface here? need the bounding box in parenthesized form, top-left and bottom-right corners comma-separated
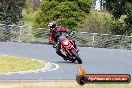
(0, 42, 132, 80)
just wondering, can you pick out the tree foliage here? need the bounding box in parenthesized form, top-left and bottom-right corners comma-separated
(104, 0, 127, 20)
(104, 0, 132, 35)
(0, 0, 26, 41)
(0, 0, 26, 24)
(34, 0, 92, 30)
(79, 12, 112, 34)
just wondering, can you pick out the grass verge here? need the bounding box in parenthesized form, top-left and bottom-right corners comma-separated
(0, 55, 44, 73)
(0, 81, 131, 88)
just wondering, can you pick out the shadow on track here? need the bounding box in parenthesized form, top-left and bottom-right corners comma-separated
(53, 61, 79, 64)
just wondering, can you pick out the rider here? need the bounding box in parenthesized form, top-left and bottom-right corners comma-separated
(48, 20, 77, 60)
(48, 21, 70, 45)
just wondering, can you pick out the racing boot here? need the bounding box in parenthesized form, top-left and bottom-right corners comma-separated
(53, 44, 57, 48)
(63, 56, 68, 61)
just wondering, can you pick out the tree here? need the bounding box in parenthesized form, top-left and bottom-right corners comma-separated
(0, 0, 5, 21)
(104, 0, 127, 20)
(124, 2, 132, 35)
(0, 0, 26, 24)
(100, 0, 106, 10)
(0, 0, 26, 41)
(103, 0, 132, 35)
(34, 0, 92, 30)
(91, 0, 97, 10)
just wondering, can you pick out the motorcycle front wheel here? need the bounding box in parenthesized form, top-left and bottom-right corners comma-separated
(71, 49, 82, 64)
(66, 54, 76, 62)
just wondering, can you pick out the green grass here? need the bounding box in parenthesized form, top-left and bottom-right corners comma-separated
(23, 14, 35, 27)
(9, 82, 132, 88)
(0, 55, 44, 73)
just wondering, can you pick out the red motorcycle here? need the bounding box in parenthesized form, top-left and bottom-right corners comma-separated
(58, 35, 82, 64)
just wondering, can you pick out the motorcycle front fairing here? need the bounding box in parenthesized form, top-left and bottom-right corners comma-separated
(61, 38, 74, 56)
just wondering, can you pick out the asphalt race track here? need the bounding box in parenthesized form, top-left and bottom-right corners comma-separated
(0, 42, 132, 80)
